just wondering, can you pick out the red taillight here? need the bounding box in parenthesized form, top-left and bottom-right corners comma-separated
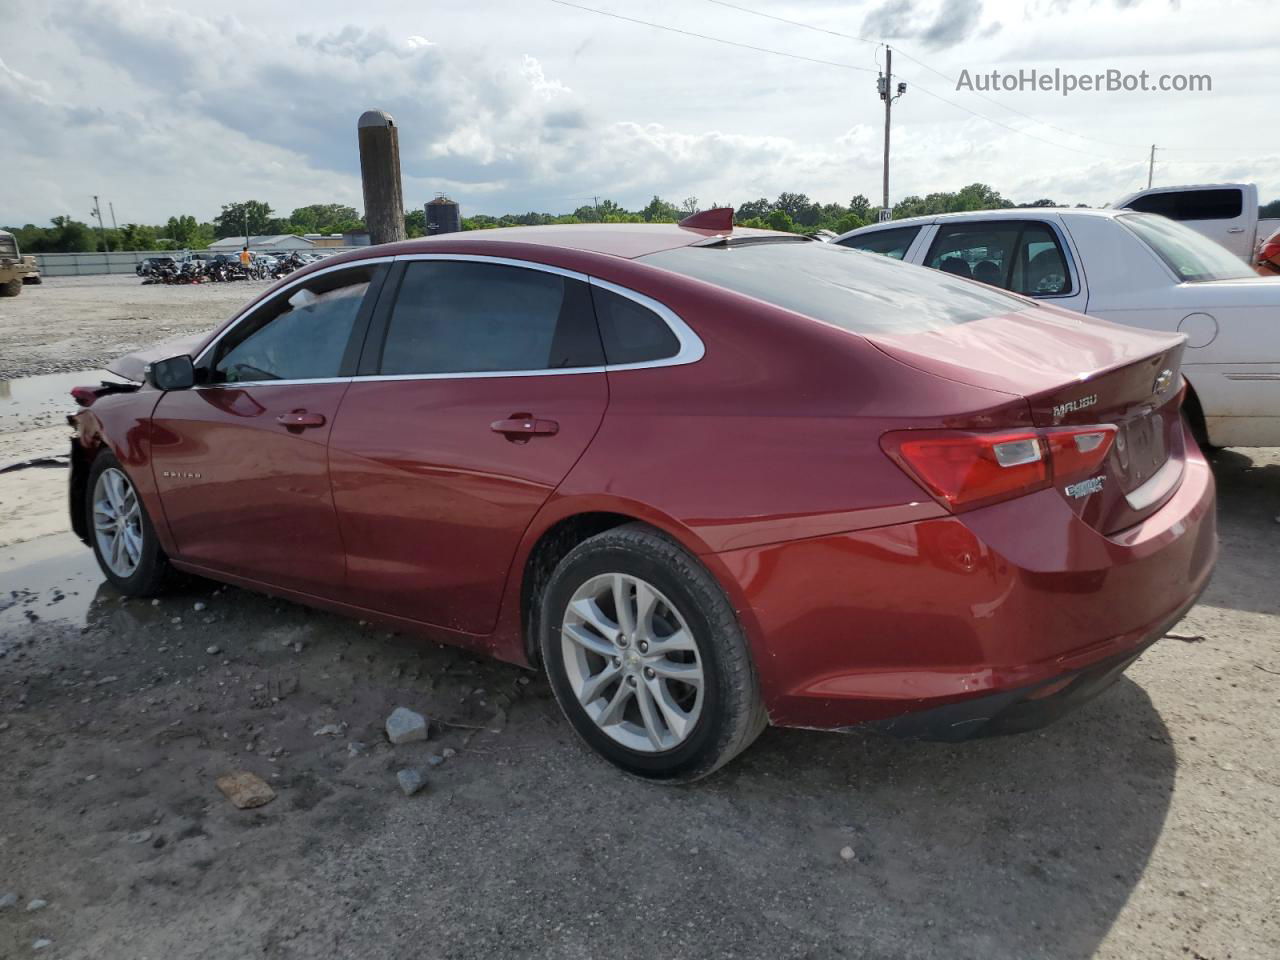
(881, 426, 1116, 512)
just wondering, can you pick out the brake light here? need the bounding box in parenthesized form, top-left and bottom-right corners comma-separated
(881, 426, 1116, 512)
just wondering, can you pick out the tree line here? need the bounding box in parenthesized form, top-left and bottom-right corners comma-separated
(13, 183, 1226, 253)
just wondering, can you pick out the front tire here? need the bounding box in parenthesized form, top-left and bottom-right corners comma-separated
(539, 523, 767, 783)
(1, 278, 22, 297)
(86, 451, 170, 596)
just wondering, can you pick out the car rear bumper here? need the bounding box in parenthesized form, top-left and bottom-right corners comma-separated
(715, 429, 1217, 732)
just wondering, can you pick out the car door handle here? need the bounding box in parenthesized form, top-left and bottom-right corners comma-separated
(276, 410, 326, 428)
(491, 415, 559, 438)
(1227, 227, 1245, 233)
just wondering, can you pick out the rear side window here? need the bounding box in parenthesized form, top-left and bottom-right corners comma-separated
(926, 221, 1072, 296)
(1118, 213, 1256, 282)
(640, 241, 1029, 334)
(836, 226, 920, 260)
(378, 260, 604, 375)
(591, 286, 679, 364)
(1125, 189, 1243, 221)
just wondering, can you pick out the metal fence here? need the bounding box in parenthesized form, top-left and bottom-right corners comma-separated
(31, 248, 365, 278)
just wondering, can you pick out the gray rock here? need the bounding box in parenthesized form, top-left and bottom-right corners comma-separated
(193, 601, 207, 612)
(347, 741, 369, 757)
(26, 899, 48, 912)
(396, 768, 427, 796)
(426, 753, 445, 767)
(312, 723, 344, 737)
(205, 645, 220, 655)
(0, 892, 18, 910)
(126, 829, 153, 844)
(33, 939, 52, 950)
(441, 747, 456, 759)
(385, 707, 428, 744)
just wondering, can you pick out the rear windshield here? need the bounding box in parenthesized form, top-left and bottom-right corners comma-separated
(639, 240, 1030, 333)
(1118, 213, 1255, 282)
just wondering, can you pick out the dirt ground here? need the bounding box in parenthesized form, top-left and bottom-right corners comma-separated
(0, 278, 1277, 959)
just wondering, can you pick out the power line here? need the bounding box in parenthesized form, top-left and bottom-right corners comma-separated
(704, 0, 877, 45)
(700, 0, 1261, 156)
(546, 0, 876, 73)
(549, 0, 1121, 160)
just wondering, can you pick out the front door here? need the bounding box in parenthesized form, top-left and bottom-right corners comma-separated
(150, 263, 386, 594)
(328, 257, 609, 636)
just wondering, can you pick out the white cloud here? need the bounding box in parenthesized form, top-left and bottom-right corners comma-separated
(0, 0, 1275, 227)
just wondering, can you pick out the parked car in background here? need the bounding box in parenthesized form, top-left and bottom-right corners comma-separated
(0, 229, 41, 295)
(1255, 226, 1280, 276)
(136, 256, 177, 277)
(1113, 183, 1258, 260)
(66, 215, 1214, 781)
(834, 208, 1280, 448)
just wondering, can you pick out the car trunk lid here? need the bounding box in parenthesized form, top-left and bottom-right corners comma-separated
(866, 305, 1188, 534)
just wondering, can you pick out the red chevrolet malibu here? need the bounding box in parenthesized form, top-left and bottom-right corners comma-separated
(69, 211, 1216, 781)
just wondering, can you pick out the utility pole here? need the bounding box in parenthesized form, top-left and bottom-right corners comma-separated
(593, 196, 601, 222)
(108, 202, 119, 232)
(91, 196, 110, 252)
(878, 47, 907, 221)
(244, 204, 250, 250)
(1147, 144, 1156, 188)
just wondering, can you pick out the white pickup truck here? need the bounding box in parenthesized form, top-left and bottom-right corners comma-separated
(1112, 183, 1264, 261)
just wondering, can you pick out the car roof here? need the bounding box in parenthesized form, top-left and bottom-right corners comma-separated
(833, 207, 1128, 240)
(366, 223, 788, 260)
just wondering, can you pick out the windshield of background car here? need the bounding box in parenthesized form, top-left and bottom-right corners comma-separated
(1118, 213, 1256, 282)
(639, 240, 1031, 333)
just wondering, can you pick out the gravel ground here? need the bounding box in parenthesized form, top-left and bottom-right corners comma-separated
(0, 277, 1277, 959)
(0, 275, 262, 379)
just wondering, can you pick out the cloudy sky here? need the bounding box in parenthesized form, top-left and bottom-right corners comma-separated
(1, 0, 1276, 227)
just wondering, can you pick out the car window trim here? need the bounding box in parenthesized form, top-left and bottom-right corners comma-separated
(353, 253, 704, 382)
(836, 224, 922, 259)
(190, 256, 395, 387)
(922, 217, 1078, 299)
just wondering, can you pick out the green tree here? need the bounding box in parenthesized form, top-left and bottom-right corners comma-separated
(213, 200, 274, 239)
(289, 203, 360, 234)
(641, 196, 681, 222)
(1259, 199, 1280, 218)
(118, 223, 159, 250)
(766, 209, 795, 232)
(163, 215, 211, 249)
(848, 194, 872, 221)
(736, 198, 772, 222)
(405, 209, 426, 238)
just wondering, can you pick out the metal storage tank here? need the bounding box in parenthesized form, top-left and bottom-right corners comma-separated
(426, 194, 462, 235)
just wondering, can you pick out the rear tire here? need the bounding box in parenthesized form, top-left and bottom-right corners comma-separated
(539, 523, 767, 783)
(86, 451, 170, 596)
(1, 278, 22, 297)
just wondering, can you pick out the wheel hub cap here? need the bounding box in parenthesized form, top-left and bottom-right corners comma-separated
(560, 572, 704, 753)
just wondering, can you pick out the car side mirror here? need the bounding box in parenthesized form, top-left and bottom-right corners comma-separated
(145, 354, 196, 391)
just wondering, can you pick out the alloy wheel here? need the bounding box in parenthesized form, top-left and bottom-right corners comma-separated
(92, 467, 144, 578)
(560, 573, 704, 753)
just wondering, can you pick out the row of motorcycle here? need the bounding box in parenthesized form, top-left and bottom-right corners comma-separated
(138, 252, 308, 285)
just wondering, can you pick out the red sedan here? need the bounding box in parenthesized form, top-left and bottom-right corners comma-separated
(68, 210, 1216, 781)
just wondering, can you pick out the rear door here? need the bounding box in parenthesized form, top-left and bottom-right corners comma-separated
(150, 260, 388, 594)
(328, 256, 609, 636)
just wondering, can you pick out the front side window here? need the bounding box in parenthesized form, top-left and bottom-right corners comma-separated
(211, 268, 377, 383)
(925, 221, 1072, 296)
(378, 260, 603, 375)
(1119, 213, 1256, 282)
(836, 226, 920, 260)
